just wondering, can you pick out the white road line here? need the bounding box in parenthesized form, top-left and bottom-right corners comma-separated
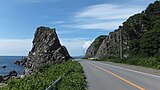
(94, 61, 160, 79)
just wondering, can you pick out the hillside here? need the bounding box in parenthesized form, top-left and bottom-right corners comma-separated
(84, 35, 107, 58)
(85, 1, 160, 59)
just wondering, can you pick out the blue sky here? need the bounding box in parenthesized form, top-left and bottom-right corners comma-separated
(0, 0, 155, 56)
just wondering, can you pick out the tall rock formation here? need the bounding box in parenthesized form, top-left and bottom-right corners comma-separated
(25, 26, 70, 74)
(85, 1, 160, 59)
(84, 35, 107, 58)
(96, 31, 120, 58)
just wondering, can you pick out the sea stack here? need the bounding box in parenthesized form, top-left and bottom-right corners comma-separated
(25, 26, 71, 75)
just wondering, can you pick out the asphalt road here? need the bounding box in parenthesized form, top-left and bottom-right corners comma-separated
(78, 59, 160, 90)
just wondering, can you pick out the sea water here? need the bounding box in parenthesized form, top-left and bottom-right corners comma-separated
(0, 56, 24, 76)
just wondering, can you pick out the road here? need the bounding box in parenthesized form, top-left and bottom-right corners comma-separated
(78, 59, 160, 90)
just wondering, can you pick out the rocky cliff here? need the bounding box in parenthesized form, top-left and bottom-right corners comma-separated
(84, 35, 107, 58)
(85, 1, 160, 59)
(25, 26, 71, 74)
(96, 31, 120, 58)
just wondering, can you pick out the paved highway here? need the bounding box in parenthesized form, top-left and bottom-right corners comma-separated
(78, 59, 160, 90)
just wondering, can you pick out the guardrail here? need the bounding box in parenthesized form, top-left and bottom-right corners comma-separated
(45, 76, 62, 90)
(45, 69, 73, 90)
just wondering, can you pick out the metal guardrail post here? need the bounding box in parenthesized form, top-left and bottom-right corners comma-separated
(45, 68, 73, 90)
(45, 77, 62, 90)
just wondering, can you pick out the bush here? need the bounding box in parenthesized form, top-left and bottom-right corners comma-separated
(1, 60, 86, 90)
(99, 57, 160, 69)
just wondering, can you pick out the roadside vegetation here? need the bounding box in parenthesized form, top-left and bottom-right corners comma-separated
(1, 60, 86, 90)
(85, 1, 160, 70)
(99, 56, 160, 70)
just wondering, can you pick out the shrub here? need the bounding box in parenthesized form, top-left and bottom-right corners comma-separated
(1, 60, 86, 90)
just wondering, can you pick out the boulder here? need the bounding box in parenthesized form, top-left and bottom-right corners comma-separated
(2, 66, 6, 68)
(0, 76, 4, 83)
(3, 76, 10, 81)
(15, 57, 27, 65)
(14, 61, 21, 65)
(8, 70, 17, 77)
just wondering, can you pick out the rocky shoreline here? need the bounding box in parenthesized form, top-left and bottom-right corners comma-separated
(0, 70, 17, 83)
(14, 57, 27, 66)
(0, 57, 27, 83)
(0, 26, 71, 87)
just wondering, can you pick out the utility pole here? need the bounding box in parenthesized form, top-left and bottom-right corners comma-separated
(119, 29, 123, 59)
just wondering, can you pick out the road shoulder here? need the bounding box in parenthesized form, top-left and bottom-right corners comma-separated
(99, 61, 160, 76)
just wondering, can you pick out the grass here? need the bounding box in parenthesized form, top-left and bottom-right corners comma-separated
(1, 60, 86, 90)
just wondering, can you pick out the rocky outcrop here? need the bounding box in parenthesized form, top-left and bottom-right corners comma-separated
(25, 26, 70, 74)
(86, 1, 160, 59)
(0, 76, 4, 82)
(84, 35, 107, 58)
(96, 31, 120, 58)
(2, 66, 6, 68)
(14, 61, 20, 65)
(8, 70, 17, 77)
(0, 70, 17, 83)
(15, 57, 27, 65)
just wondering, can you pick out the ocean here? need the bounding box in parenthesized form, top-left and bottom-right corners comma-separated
(0, 56, 24, 76)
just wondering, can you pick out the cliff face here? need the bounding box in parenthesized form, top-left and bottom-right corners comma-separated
(96, 31, 120, 58)
(25, 26, 70, 74)
(84, 35, 107, 58)
(86, 1, 160, 59)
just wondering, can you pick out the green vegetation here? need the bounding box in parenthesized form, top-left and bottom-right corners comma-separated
(119, 1, 160, 69)
(128, 1, 160, 57)
(100, 56, 160, 69)
(94, 35, 107, 52)
(86, 1, 160, 70)
(1, 60, 86, 90)
(58, 62, 86, 90)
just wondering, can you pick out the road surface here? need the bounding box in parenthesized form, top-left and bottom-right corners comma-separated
(78, 59, 160, 90)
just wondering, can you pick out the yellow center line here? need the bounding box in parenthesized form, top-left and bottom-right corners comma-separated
(90, 63, 145, 90)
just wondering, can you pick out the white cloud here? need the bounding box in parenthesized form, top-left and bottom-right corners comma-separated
(50, 21, 66, 26)
(60, 38, 92, 56)
(63, 3, 144, 30)
(53, 21, 65, 24)
(72, 21, 123, 30)
(57, 30, 75, 34)
(83, 40, 93, 50)
(0, 39, 32, 56)
(0, 38, 92, 56)
(75, 4, 143, 20)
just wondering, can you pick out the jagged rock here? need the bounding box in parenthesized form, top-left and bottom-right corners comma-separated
(15, 61, 20, 65)
(25, 26, 71, 74)
(0, 70, 18, 83)
(20, 57, 27, 65)
(24, 68, 32, 76)
(2, 66, 6, 68)
(84, 35, 107, 58)
(51, 46, 71, 64)
(96, 31, 120, 59)
(14, 57, 27, 65)
(8, 70, 17, 77)
(0, 76, 4, 82)
(3, 76, 10, 81)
